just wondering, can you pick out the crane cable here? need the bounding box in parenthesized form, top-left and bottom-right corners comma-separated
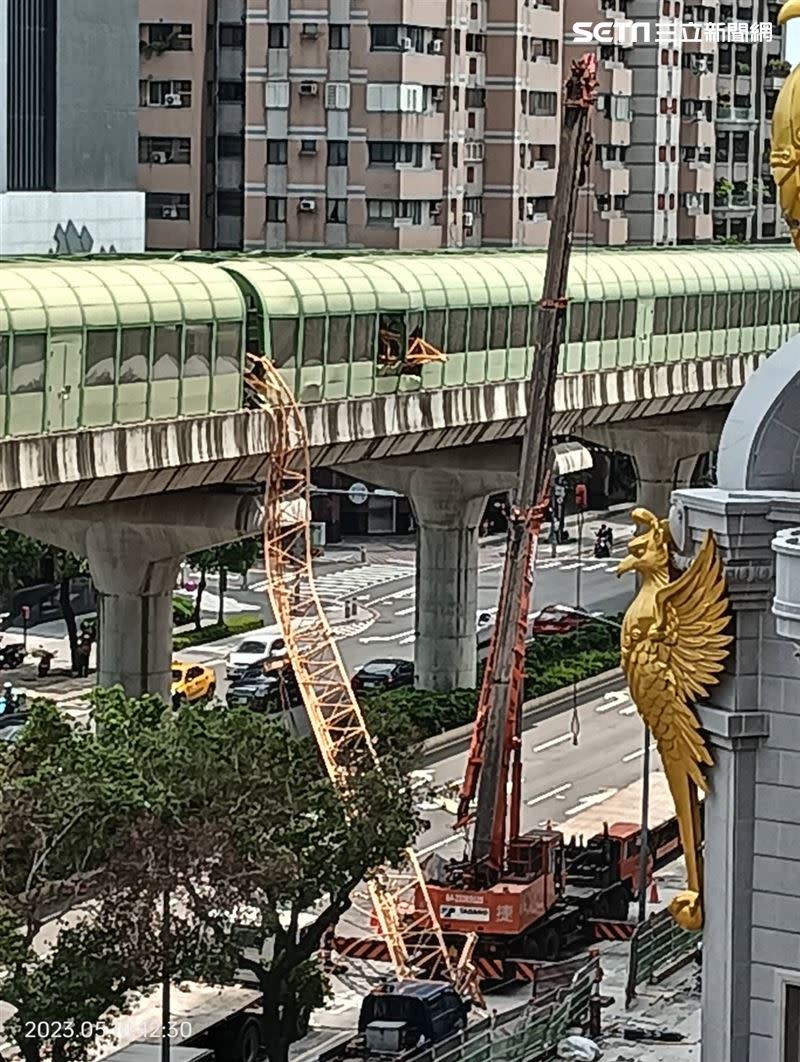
(245, 355, 482, 1003)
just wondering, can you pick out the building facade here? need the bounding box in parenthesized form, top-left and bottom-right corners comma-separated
(0, 0, 144, 255)
(136, 0, 789, 251)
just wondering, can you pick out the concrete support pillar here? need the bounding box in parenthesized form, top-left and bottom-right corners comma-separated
(411, 476, 486, 691)
(2, 491, 261, 701)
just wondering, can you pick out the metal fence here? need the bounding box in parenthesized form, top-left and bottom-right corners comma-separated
(625, 908, 701, 1007)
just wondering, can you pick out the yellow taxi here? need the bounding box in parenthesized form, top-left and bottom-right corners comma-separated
(171, 660, 217, 704)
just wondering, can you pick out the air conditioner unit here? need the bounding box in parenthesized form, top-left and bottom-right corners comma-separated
(151, 151, 168, 164)
(299, 81, 319, 96)
(463, 210, 475, 226)
(164, 93, 182, 107)
(301, 22, 319, 37)
(431, 39, 444, 53)
(393, 216, 414, 227)
(162, 205, 179, 219)
(400, 36, 413, 51)
(298, 198, 317, 212)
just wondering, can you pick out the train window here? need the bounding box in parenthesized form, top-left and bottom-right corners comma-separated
(302, 317, 326, 366)
(604, 301, 620, 340)
(327, 316, 351, 364)
(669, 296, 685, 334)
(85, 331, 117, 386)
(0, 337, 8, 392)
(424, 310, 446, 351)
(11, 334, 45, 393)
(728, 295, 742, 329)
(713, 294, 729, 331)
(353, 315, 375, 361)
(585, 302, 603, 342)
(379, 314, 405, 361)
(771, 291, 785, 324)
(740, 292, 756, 325)
(120, 328, 150, 383)
(468, 307, 488, 351)
(216, 322, 242, 373)
(270, 319, 298, 367)
(184, 323, 212, 377)
(153, 325, 182, 380)
(446, 308, 467, 353)
(510, 305, 528, 346)
(754, 291, 770, 326)
(490, 306, 509, 348)
(620, 299, 637, 338)
(698, 294, 714, 330)
(786, 290, 800, 324)
(569, 302, 585, 343)
(407, 311, 423, 340)
(684, 294, 698, 332)
(652, 297, 669, 335)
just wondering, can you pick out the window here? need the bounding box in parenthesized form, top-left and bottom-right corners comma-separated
(585, 303, 603, 342)
(327, 141, 348, 166)
(139, 79, 192, 107)
(424, 310, 446, 351)
(367, 199, 395, 224)
(510, 306, 528, 346)
(268, 23, 288, 47)
(669, 296, 685, 333)
(270, 319, 298, 366)
(569, 303, 585, 343)
(490, 307, 508, 348)
(466, 32, 485, 51)
(330, 24, 350, 48)
(469, 307, 488, 350)
(328, 317, 351, 364)
(299, 139, 317, 155)
(452, 86, 460, 109)
(219, 23, 245, 47)
(153, 326, 181, 380)
(371, 24, 400, 50)
(119, 328, 149, 383)
(141, 22, 192, 50)
(446, 309, 468, 353)
(604, 302, 620, 339)
(219, 80, 244, 102)
(465, 87, 486, 108)
(327, 198, 347, 223)
(265, 81, 290, 108)
(11, 334, 45, 394)
(303, 317, 326, 366)
(218, 134, 243, 158)
(530, 91, 557, 116)
(325, 82, 351, 109)
(185, 324, 212, 377)
(266, 197, 287, 222)
(139, 136, 191, 164)
(653, 298, 669, 334)
(0, 336, 7, 392)
(145, 192, 190, 221)
(216, 191, 243, 217)
(621, 299, 637, 338)
(267, 140, 288, 165)
(216, 322, 242, 373)
(785, 983, 800, 1062)
(84, 331, 117, 386)
(353, 315, 376, 361)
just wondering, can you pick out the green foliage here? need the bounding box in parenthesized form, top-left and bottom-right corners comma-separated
(364, 617, 622, 741)
(0, 530, 43, 594)
(172, 593, 195, 626)
(173, 611, 264, 650)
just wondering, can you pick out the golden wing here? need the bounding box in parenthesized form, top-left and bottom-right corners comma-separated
(654, 531, 732, 705)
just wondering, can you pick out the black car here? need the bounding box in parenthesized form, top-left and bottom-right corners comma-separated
(226, 662, 301, 713)
(351, 658, 414, 694)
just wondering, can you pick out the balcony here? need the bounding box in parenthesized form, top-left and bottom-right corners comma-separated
(680, 161, 712, 194)
(602, 61, 632, 96)
(595, 161, 630, 197)
(529, 115, 558, 143)
(530, 58, 560, 91)
(529, 162, 557, 197)
(713, 193, 756, 215)
(401, 51, 447, 84)
(398, 165, 444, 199)
(717, 105, 757, 127)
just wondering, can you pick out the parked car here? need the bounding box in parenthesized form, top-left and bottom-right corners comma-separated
(0, 711, 30, 743)
(351, 658, 415, 694)
(225, 632, 286, 681)
(226, 660, 301, 713)
(171, 660, 216, 704)
(530, 604, 591, 636)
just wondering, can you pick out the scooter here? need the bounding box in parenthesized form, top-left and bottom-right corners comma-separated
(593, 535, 612, 559)
(0, 643, 26, 670)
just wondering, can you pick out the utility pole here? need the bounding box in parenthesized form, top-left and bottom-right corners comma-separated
(637, 725, 652, 923)
(470, 56, 598, 867)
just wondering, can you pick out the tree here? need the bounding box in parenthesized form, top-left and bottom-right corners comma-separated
(51, 550, 89, 672)
(187, 536, 260, 628)
(0, 690, 420, 1062)
(0, 529, 43, 597)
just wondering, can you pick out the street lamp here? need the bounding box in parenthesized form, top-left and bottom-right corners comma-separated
(552, 604, 652, 922)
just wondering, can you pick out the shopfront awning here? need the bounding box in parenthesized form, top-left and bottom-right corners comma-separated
(551, 441, 593, 476)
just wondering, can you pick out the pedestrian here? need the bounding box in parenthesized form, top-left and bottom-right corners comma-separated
(75, 634, 91, 678)
(0, 682, 14, 714)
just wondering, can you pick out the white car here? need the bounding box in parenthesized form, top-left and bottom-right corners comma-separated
(226, 632, 287, 681)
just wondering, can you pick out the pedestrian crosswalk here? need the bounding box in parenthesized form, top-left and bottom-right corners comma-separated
(248, 562, 413, 602)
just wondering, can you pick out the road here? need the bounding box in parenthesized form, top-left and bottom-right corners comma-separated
(185, 512, 636, 695)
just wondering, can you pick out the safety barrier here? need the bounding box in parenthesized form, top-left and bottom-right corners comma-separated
(625, 908, 701, 1008)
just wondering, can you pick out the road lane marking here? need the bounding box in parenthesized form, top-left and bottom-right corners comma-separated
(622, 744, 655, 762)
(619, 703, 638, 716)
(564, 787, 619, 817)
(533, 732, 572, 753)
(597, 690, 630, 713)
(526, 782, 573, 806)
(359, 630, 414, 644)
(418, 834, 463, 856)
(560, 562, 580, 571)
(395, 606, 415, 616)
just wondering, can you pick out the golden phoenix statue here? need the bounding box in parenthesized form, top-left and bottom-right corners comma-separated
(771, 3, 800, 249)
(617, 509, 732, 931)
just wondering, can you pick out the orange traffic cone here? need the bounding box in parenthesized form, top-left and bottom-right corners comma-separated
(649, 880, 660, 904)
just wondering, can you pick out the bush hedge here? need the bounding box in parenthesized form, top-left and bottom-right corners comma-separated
(173, 613, 264, 651)
(363, 616, 622, 743)
(173, 594, 195, 627)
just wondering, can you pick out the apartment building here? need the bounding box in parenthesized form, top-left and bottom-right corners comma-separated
(0, 0, 143, 255)
(136, 0, 787, 252)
